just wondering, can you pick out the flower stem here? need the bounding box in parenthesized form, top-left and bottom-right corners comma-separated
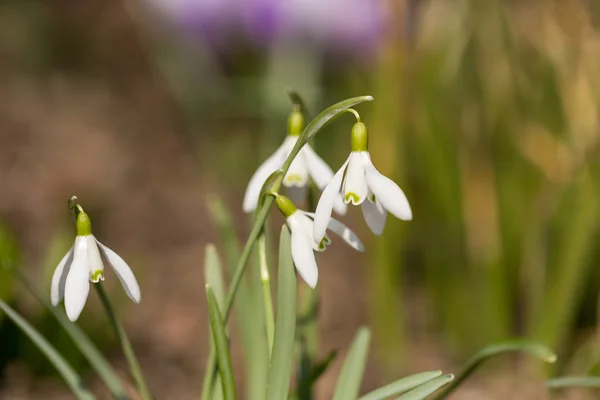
(258, 232, 275, 356)
(95, 284, 152, 400)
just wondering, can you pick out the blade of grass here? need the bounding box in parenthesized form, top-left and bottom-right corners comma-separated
(16, 271, 129, 400)
(258, 233, 275, 355)
(95, 284, 152, 400)
(0, 300, 95, 400)
(266, 226, 297, 400)
(397, 375, 454, 400)
(206, 285, 236, 400)
(359, 371, 443, 400)
(202, 95, 374, 396)
(332, 327, 371, 400)
(547, 376, 600, 389)
(431, 340, 556, 400)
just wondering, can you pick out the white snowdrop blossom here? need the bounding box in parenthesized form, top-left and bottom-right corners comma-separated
(314, 121, 412, 242)
(51, 211, 141, 321)
(275, 195, 364, 288)
(243, 109, 346, 215)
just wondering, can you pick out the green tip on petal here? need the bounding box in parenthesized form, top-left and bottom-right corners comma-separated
(351, 121, 368, 152)
(275, 195, 297, 218)
(91, 270, 104, 283)
(345, 192, 361, 204)
(76, 212, 92, 236)
(288, 109, 304, 137)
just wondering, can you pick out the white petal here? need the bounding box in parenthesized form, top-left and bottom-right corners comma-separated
(304, 212, 364, 252)
(284, 143, 309, 187)
(303, 144, 335, 190)
(51, 246, 74, 306)
(289, 223, 318, 288)
(364, 157, 412, 221)
(295, 212, 322, 251)
(313, 157, 350, 242)
(342, 152, 369, 205)
(362, 198, 387, 235)
(242, 140, 288, 213)
(332, 195, 348, 216)
(97, 240, 141, 303)
(286, 185, 307, 205)
(86, 236, 104, 282)
(64, 237, 90, 321)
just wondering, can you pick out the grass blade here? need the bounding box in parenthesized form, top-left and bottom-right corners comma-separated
(431, 340, 556, 399)
(359, 371, 443, 400)
(397, 375, 454, 400)
(206, 285, 236, 400)
(205, 244, 226, 310)
(332, 327, 371, 400)
(547, 376, 600, 390)
(16, 272, 129, 399)
(0, 300, 95, 400)
(266, 226, 298, 400)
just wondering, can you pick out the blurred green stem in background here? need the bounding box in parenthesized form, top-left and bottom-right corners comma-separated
(95, 284, 152, 400)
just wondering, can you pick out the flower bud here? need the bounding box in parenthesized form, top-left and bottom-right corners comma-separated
(275, 195, 297, 218)
(288, 109, 304, 137)
(351, 122, 368, 152)
(76, 212, 92, 236)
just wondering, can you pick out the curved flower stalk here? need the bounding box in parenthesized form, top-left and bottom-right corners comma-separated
(51, 209, 141, 321)
(243, 108, 346, 215)
(314, 118, 412, 242)
(274, 194, 363, 288)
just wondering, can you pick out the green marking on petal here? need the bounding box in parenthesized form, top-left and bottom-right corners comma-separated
(369, 194, 376, 203)
(76, 212, 92, 236)
(91, 270, 104, 283)
(345, 192, 361, 204)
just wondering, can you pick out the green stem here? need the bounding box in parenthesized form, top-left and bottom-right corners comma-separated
(258, 232, 275, 356)
(95, 284, 152, 400)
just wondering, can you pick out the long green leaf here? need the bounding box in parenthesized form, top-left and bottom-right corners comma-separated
(397, 375, 454, 400)
(547, 376, 600, 389)
(17, 272, 129, 399)
(266, 226, 297, 400)
(332, 327, 371, 400)
(431, 340, 556, 399)
(359, 371, 443, 400)
(202, 94, 374, 396)
(205, 244, 226, 310)
(0, 300, 95, 400)
(206, 285, 236, 400)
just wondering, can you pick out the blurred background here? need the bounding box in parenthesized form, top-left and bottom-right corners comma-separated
(1, 0, 600, 398)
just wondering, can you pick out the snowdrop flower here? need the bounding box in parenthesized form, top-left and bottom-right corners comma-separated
(51, 210, 141, 321)
(275, 194, 363, 288)
(243, 108, 346, 215)
(314, 120, 412, 241)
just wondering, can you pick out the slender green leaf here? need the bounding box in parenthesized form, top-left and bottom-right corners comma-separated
(332, 327, 372, 400)
(0, 300, 95, 400)
(547, 376, 600, 390)
(397, 375, 454, 400)
(431, 340, 556, 399)
(205, 244, 226, 310)
(359, 371, 443, 400)
(266, 226, 297, 400)
(206, 285, 236, 400)
(17, 272, 129, 399)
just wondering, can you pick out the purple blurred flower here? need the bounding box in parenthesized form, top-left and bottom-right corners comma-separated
(147, 0, 388, 51)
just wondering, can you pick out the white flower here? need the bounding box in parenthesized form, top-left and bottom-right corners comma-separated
(276, 195, 364, 288)
(51, 211, 141, 321)
(313, 122, 412, 242)
(242, 134, 347, 215)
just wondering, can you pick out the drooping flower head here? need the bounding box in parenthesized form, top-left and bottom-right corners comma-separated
(51, 201, 141, 321)
(243, 107, 346, 214)
(274, 194, 363, 288)
(314, 117, 412, 242)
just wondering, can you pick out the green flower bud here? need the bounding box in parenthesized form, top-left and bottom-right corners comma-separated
(351, 122, 368, 152)
(76, 212, 92, 236)
(275, 195, 297, 218)
(288, 109, 304, 137)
